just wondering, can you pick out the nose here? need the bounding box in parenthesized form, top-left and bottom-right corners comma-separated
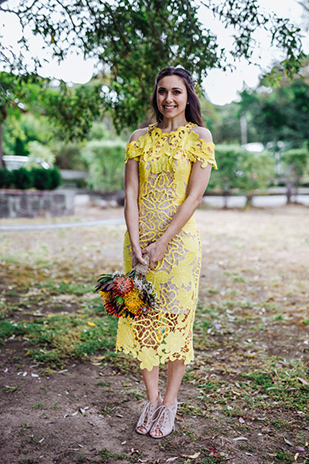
(165, 91, 173, 102)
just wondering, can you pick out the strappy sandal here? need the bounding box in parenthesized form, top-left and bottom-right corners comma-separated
(136, 393, 163, 435)
(149, 402, 177, 438)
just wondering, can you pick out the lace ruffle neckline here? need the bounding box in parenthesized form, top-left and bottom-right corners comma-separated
(150, 122, 196, 138)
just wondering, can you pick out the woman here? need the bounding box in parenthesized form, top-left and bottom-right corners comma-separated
(116, 66, 217, 438)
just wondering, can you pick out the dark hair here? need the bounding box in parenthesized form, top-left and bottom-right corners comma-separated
(151, 66, 204, 127)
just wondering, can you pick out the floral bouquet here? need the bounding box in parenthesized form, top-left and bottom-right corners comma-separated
(95, 255, 157, 319)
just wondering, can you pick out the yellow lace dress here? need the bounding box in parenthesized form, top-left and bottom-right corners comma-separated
(116, 122, 217, 371)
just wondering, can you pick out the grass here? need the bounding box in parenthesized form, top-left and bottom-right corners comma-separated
(37, 280, 94, 296)
(32, 402, 44, 409)
(1, 207, 309, 464)
(0, 308, 119, 368)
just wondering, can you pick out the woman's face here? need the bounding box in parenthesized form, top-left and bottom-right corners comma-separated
(156, 75, 188, 121)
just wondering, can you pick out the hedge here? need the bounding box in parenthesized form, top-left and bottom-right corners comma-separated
(0, 167, 62, 190)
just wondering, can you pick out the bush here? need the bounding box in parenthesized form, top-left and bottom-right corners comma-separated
(237, 150, 275, 205)
(32, 167, 61, 190)
(281, 148, 309, 182)
(0, 167, 62, 190)
(48, 168, 62, 190)
(81, 139, 126, 192)
(0, 168, 13, 188)
(13, 167, 33, 189)
(208, 144, 244, 194)
(208, 144, 275, 207)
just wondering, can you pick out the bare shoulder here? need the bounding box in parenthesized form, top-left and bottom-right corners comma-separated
(129, 127, 148, 143)
(191, 126, 213, 143)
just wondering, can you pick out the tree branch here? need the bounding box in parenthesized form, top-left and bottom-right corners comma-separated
(298, 0, 309, 13)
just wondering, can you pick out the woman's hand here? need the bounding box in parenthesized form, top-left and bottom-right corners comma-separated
(142, 239, 167, 269)
(132, 247, 148, 268)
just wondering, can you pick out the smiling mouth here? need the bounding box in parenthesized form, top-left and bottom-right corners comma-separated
(163, 105, 177, 110)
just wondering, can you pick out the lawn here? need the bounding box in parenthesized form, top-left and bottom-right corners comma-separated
(0, 205, 308, 464)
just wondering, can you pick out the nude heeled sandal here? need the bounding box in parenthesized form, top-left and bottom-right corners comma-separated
(136, 393, 163, 435)
(149, 402, 177, 438)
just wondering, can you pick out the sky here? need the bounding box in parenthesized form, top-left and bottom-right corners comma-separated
(1, 0, 309, 105)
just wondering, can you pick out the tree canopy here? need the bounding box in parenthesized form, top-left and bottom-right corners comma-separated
(238, 69, 309, 148)
(0, 0, 306, 133)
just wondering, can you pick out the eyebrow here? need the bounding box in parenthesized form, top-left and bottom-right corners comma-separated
(158, 86, 183, 90)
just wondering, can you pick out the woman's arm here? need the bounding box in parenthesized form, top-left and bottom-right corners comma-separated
(143, 127, 213, 269)
(124, 129, 148, 266)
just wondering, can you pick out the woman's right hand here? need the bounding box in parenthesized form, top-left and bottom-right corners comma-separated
(132, 247, 148, 268)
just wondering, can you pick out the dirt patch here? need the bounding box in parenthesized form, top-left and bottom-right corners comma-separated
(0, 205, 308, 464)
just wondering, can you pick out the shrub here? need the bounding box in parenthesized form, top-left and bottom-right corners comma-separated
(48, 168, 62, 190)
(0, 168, 13, 188)
(32, 167, 61, 190)
(208, 144, 275, 207)
(281, 147, 309, 183)
(208, 144, 244, 193)
(81, 139, 126, 192)
(237, 150, 275, 199)
(0, 167, 62, 190)
(12, 167, 33, 189)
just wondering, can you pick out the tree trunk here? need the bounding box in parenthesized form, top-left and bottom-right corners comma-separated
(286, 181, 293, 204)
(0, 124, 4, 168)
(245, 194, 253, 209)
(294, 177, 300, 203)
(223, 191, 229, 209)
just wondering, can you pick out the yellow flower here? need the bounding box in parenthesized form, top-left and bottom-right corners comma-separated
(123, 288, 144, 314)
(138, 346, 159, 371)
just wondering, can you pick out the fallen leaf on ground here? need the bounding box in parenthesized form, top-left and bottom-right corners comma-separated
(233, 437, 248, 441)
(284, 438, 293, 446)
(297, 377, 309, 385)
(180, 452, 200, 459)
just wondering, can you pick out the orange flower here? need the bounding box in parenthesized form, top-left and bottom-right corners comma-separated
(101, 291, 117, 316)
(113, 276, 133, 296)
(123, 288, 144, 315)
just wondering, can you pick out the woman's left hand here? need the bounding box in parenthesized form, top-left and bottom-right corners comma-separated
(142, 240, 167, 269)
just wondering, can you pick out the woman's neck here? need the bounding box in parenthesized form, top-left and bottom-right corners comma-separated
(157, 116, 188, 133)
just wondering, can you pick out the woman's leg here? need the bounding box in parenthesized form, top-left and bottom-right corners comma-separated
(136, 365, 160, 434)
(142, 365, 160, 402)
(150, 359, 185, 437)
(164, 359, 186, 406)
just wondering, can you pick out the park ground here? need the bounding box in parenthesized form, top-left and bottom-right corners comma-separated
(0, 204, 308, 464)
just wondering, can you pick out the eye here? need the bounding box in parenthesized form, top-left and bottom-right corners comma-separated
(158, 89, 166, 95)
(173, 90, 181, 95)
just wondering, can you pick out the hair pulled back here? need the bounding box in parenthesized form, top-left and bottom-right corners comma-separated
(151, 66, 204, 127)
